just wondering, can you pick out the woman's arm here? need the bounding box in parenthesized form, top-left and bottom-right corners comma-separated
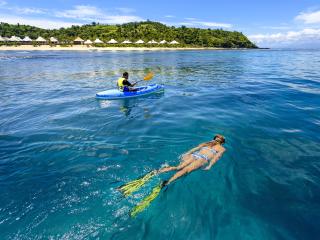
(185, 142, 208, 155)
(203, 149, 225, 170)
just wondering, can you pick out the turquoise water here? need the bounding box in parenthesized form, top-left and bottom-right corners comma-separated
(1, 49, 320, 239)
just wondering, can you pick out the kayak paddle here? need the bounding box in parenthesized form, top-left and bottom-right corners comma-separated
(133, 72, 154, 85)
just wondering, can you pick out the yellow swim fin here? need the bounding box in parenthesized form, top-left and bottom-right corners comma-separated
(117, 170, 157, 197)
(130, 183, 162, 217)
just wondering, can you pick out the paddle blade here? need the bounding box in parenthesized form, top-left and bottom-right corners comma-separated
(143, 72, 154, 81)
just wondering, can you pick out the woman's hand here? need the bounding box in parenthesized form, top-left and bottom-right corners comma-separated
(203, 165, 211, 171)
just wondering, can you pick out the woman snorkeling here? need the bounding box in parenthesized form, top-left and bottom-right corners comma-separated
(158, 134, 226, 187)
(118, 134, 226, 217)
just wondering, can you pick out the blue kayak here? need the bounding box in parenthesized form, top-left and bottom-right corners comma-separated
(96, 84, 164, 100)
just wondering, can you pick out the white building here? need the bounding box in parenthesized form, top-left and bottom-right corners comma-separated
(169, 40, 179, 44)
(107, 39, 117, 44)
(135, 39, 144, 44)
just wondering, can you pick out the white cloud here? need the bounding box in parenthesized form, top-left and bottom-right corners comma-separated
(164, 15, 175, 18)
(55, 5, 144, 24)
(249, 28, 320, 44)
(193, 21, 232, 28)
(0, 0, 6, 7)
(55, 5, 103, 19)
(185, 17, 197, 21)
(15, 7, 46, 15)
(0, 15, 80, 29)
(115, 8, 135, 14)
(295, 10, 320, 24)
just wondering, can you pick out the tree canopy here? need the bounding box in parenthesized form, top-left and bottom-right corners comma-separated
(0, 21, 257, 48)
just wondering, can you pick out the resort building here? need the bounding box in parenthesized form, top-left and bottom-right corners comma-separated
(122, 40, 132, 44)
(35, 36, 47, 44)
(169, 40, 179, 44)
(74, 37, 84, 45)
(147, 40, 158, 44)
(22, 36, 32, 45)
(49, 37, 59, 44)
(107, 39, 117, 44)
(84, 39, 93, 45)
(135, 39, 144, 44)
(159, 40, 167, 44)
(94, 38, 104, 44)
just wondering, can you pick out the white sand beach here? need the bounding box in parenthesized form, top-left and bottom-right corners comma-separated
(0, 45, 226, 51)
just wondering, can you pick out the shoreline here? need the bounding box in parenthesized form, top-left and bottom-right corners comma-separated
(0, 45, 260, 51)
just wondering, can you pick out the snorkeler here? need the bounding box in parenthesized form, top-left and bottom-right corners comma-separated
(158, 134, 226, 187)
(118, 134, 226, 217)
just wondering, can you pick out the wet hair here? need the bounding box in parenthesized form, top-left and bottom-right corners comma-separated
(122, 72, 129, 78)
(213, 134, 225, 145)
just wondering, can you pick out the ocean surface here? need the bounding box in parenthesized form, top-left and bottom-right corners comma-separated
(0, 49, 320, 240)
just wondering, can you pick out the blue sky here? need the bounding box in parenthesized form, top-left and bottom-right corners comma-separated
(1, 0, 320, 47)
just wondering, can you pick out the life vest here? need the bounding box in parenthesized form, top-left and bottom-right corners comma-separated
(117, 77, 126, 89)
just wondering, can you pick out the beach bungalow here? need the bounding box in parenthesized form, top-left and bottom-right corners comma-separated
(74, 37, 84, 45)
(107, 39, 117, 44)
(16, 36, 23, 42)
(84, 40, 93, 47)
(9, 36, 19, 42)
(169, 40, 179, 44)
(49, 37, 59, 44)
(122, 40, 132, 44)
(35, 36, 47, 45)
(147, 40, 158, 44)
(135, 39, 144, 44)
(94, 38, 104, 44)
(22, 36, 32, 45)
(0, 36, 5, 42)
(159, 40, 167, 44)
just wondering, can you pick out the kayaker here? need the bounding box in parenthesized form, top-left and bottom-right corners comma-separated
(117, 72, 137, 92)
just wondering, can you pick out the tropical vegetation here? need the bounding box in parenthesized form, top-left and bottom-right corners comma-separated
(0, 21, 257, 48)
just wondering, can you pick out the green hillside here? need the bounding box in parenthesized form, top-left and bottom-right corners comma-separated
(0, 21, 257, 48)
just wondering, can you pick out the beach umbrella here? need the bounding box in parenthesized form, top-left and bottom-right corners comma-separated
(147, 40, 158, 44)
(169, 40, 179, 44)
(159, 40, 167, 44)
(84, 39, 93, 45)
(36, 36, 47, 42)
(135, 39, 144, 44)
(23, 36, 32, 42)
(107, 39, 117, 44)
(49, 37, 58, 43)
(122, 40, 132, 44)
(94, 38, 104, 44)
